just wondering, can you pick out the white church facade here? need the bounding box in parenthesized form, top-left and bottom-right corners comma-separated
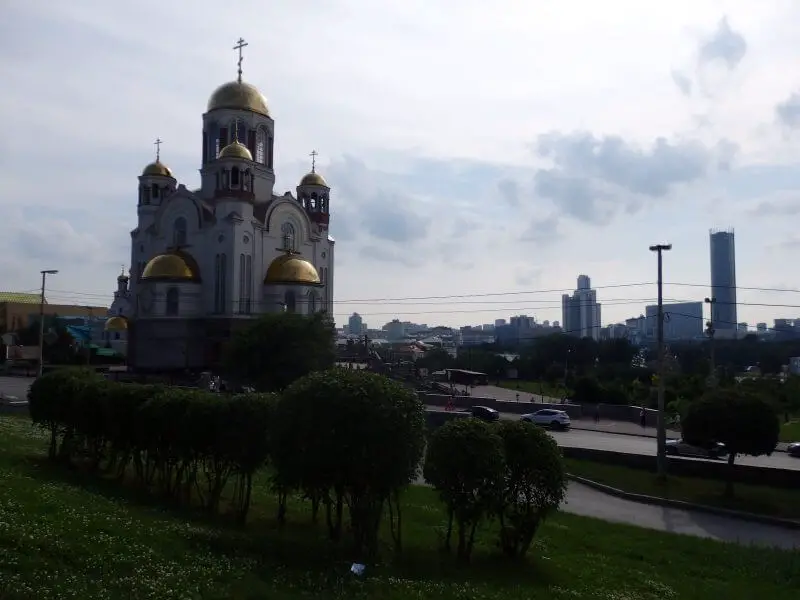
(107, 40, 335, 370)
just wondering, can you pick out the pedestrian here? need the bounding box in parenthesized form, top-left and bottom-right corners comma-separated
(640, 408, 646, 428)
(594, 404, 600, 424)
(516, 393, 520, 402)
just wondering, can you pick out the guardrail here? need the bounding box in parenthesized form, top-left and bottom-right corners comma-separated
(561, 446, 800, 490)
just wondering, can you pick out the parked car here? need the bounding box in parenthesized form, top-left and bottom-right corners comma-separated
(470, 405, 500, 422)
(665, 438, 728, 459)
(787, 442, 800, 458)
(520, 409, 571, 430)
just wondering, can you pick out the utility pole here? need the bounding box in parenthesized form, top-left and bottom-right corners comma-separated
(704, 297, 717, 387)
(85, 306, 94, 365)
(37, 269, 59, 378)
(649, 244, 671, 479)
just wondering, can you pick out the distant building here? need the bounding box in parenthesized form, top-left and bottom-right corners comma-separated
(709, 229, 737, 331)
(561, 275, 601, 340)
(385, 319, 405, 341)
(348, 312, 364, 335)
(645, 302, 703, 340)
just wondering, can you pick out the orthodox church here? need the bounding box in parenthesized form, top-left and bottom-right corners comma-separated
(105, 40, 335, 370)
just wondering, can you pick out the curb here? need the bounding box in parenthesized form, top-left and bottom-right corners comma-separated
(567, 473, 800, 531)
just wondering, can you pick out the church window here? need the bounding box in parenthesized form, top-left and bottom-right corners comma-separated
(242, 170, 250, 191)
(173, 217, 187, 247)
(219, 127, 228, 152)
(232, 120, 246, 143)
(247, 130, 256, 158)
(231, 167, 240, 187)
(281, 222, 296, 251)
(151, 185, 160, 200)
(268, 135, 274, 167)
(310, 194, 317, 210)
(285, 290, 296, 313)
(214, 254, 221, 313)
(255, 129, 266, 164)
(165, 287, 179, 316)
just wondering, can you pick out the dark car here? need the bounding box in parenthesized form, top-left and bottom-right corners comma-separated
(665, 438, 728, 459)
(470, 405, 500, 422)
(788, 442, 800, 458)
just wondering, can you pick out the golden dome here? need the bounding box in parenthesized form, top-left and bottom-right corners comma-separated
(299, 172, 329, 187)
(141, 253, 198, 281)
(264, 254, 321, 285)
(104, 316, 128, 332)
(207, 81, 270, 117)
(142, 161, 173, 177)
(219, 140, 253, 161)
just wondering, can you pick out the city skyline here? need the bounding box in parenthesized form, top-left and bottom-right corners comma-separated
(1, 3, 800, 328)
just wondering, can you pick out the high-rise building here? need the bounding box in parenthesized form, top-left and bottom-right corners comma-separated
(709, 229, 737, 331)
(645, 302, 703, 340)
(562, 275, 601, 340)
(348, 312, 364, 335)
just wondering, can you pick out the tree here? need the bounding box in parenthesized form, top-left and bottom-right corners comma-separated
(494, 420, 566, 558)
(272, 369, 425, 558)
(223, 312, 335, 391)
(682, 388, 780, 496)
(416, 348, 454, 372)
(423, 418, 505, 562)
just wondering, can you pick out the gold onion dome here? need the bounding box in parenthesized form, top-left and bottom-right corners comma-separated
(300, 172, 328, 187)
(141, 253, 198, 281)
(104, 316, 128, 332)
(219, 140, 253, 161)
(264, 254, 321, 285)
(207, 81, 270, 117)
(142, 161, 173, 177)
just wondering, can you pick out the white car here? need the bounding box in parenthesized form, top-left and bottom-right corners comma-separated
(521, 409, 571, 430)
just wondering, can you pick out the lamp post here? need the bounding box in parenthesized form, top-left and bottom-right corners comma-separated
(37, 269, 59, 378)
(649, 244, 671, 479)
(704, 297, 717, 387)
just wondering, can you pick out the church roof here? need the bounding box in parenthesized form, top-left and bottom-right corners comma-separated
(219, 140, 253, 161)
(207, 81, 270, 117)
(104, 316, 128, 332)
(264, 254, 321, 285)
(141, 253, 200, 282)
(142, 161, 173, 178)
(0, 292, 43, 304)
(299, 171, 328, 187)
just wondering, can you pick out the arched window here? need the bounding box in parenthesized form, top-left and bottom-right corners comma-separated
(281, 222, 296, 251)
(231, 167, 240, 187)
(285, 290, 296, 313)
(173, 217, 187, 247)
(308, 292, 316, 313)
(255, 129, 266, 164)
(152, 184, 160, 200)
(166, 287, 179, 316)
(310, 194, 317, 210)
(231, 120, 246, 143)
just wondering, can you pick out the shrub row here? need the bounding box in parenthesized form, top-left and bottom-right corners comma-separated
(424, 418, 567, 562)
(28, 368, 276, 522)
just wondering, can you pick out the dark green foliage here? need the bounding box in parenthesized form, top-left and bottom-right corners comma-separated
(223, 312, 336, 391)
(494, 421, 566, 558)
(27, 374, 277, 523)
(424, 418, 505, 562)
(682, 389, 780, 496)
(273, 368, 426, 558)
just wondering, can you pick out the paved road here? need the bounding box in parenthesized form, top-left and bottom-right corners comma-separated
(0, 376, 32, 400)
(428, 406, 800, 471)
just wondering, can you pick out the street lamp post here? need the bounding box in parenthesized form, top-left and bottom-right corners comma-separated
(704, 297, 717, 387)
(649, 244, 671, 479)
(37, 269, 59, 378)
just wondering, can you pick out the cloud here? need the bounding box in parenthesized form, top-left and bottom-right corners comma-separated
(358, 245, 423, 268)
(671, 70, 693, 97)
(698, 17, 747, 70)
(521, 215, 562, 244)
(776, 93, 800, 129)
(498, 179, 519, 206)
(531, 131, 722, 223)
(747, 193, 800, 217)
(515, 267, 542, 287)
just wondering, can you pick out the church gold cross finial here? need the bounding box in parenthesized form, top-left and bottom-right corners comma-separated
(310, 149, 318, 173)
(154, 138, 163, 161)
(233, 37, 248, 83)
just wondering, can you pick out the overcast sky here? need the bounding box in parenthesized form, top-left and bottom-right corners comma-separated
(2, 1, 800, 329)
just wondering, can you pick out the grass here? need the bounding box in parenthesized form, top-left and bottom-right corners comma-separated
(565, 457, 800, 521)
(780, 420, 800, 443)
(498, 379, 568, 400)
(0, 417, 797, 600)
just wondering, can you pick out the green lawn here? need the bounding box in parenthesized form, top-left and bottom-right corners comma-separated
(498, 379, 568, 400)
(0, 416, 797, 600)
(565, 458, 800, 521)
(780, 420, 800, 443)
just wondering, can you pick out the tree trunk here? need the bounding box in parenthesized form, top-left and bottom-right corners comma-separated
(443, 509, 454, 553)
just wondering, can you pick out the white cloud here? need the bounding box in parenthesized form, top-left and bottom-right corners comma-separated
(1, 0, 800, 328)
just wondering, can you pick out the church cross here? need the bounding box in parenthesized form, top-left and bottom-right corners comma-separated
(309, 150, 318, 173)
(233, 37, 248, 83)
(154, 138, 163, 161)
